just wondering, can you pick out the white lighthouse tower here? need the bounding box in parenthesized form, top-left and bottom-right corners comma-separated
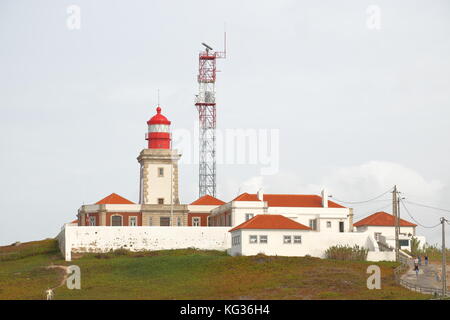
(137, 106, 188, 226)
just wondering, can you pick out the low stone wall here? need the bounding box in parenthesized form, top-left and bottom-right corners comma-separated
(367, 251, 396, 262)
(56, 227, 71, 261)
(59, 226, 231, 261)
(56, 226, 395, 262)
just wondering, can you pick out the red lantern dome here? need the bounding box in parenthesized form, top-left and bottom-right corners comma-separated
(146, 106, 171, 149)
(147, 106, 171, 125)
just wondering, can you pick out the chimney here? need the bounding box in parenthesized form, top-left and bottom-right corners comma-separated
(321, 189, 328, 208)
(257, 188, 264, 201)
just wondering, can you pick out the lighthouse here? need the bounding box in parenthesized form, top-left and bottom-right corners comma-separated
(146, 106, 171, 149)
(137, 106, 187, 226)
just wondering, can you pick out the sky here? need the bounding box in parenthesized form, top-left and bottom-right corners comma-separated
(1, 0, 450, 246)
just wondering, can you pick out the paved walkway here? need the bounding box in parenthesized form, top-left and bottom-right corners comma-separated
(400, 261, 443, 292)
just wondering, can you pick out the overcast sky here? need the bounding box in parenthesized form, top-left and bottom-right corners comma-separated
(1, 0, 449, 246)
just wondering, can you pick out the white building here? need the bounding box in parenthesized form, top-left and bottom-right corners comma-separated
(209, 190, 353, 233)
(229, 214, 312, 256)
(353, 211, 425, 251)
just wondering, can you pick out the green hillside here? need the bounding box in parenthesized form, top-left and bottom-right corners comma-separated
(0, 239, 428, 300)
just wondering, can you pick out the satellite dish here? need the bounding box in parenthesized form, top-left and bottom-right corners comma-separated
(202, 42, 213, 51)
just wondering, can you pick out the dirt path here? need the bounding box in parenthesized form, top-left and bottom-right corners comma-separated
(46, 265, 70, 290)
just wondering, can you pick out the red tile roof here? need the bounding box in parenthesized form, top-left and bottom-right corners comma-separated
(232, 193, 345, 208)
(229, 214, 312, 232)
(353, 211, 417, 227)
(95, 193, 135, 205)
(190, 195, 226, 205)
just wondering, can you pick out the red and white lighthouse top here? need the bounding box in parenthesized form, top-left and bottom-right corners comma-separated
(147, 106, 171, 125)
(146, 106, 171, 149)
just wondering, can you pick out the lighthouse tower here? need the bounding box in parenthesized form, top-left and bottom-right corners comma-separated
(138, 106, 181, 206)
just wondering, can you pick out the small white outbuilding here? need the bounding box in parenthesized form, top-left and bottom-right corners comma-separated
(353, 211, 425, 251)
(229, 214, 312, 256)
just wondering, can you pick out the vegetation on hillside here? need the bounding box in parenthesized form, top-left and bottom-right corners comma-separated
(324, 245, 368, 261)
(0, 239, 429, 300)
(408, 238, 450, 262)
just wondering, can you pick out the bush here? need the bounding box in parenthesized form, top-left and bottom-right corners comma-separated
(412, 243, 450, 262)
(325, 245, 368, 261)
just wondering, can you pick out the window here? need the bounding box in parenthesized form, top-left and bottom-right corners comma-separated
(283, 235, 292, 244)
(259, 235, 268, 244)
(111, 215, 122, 226)
(149, 217, 153, 226)
(245, 214, 254, 221)
(177, 217, 182, 226)
(326, 221, 331, 228)
(89, 216, 95, 226)
(160, 217, 170, 226)
(374, 232, 382, 241)
(399, 239, 410, 247)
(249, 235, 258, 244)
(129, 216, 137, 226)
(339, 221, 345, 233)
(309, 219, 317, 231)
(149, 124, 170, 133)
(192, 217, 201, 227)
(294, 235, 302, 244)
(232, 235, 241, 246)
(158, 167, 164, 177)
(158, 198, 164, 205)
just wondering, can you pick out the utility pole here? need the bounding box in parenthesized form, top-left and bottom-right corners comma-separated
(441, 217, 447, 297)
(392, 185, 399, 262)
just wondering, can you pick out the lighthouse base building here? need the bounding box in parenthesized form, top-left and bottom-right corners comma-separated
(58, 105, 425, 262)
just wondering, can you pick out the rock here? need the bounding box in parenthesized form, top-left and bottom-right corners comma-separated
(11, 241, 21, 246)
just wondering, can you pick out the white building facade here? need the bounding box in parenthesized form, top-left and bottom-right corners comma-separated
(209, 190, 353, 233)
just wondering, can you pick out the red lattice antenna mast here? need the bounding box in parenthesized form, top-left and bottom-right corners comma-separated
(195, 33, 226, 198)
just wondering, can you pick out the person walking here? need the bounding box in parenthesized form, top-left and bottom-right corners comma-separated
(424, 255, 428, 266)
(418, 255, 422, 266)
(414, 256, 420, 277)
(45, 288, 54, 300)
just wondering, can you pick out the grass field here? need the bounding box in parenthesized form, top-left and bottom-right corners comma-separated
(0, 239, 429, 300)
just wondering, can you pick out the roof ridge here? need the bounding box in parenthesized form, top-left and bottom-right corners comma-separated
(229, 214, 311, 232)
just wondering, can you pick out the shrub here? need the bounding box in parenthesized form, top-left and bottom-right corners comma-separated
(112, 248, 131, 256)
(325, 245, 368, 261)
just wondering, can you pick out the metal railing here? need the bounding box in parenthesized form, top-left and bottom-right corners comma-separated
(394, 254, 449, 298)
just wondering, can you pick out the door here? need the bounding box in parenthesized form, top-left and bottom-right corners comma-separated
(111, 216, 122, 226)
(160, 217, 170, 226)
(339, 221, 344, 233)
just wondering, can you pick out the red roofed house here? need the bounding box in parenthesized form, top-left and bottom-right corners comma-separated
(209, 189, 353, 233)
(78, 193, 142, 226)
(229, 214, 312, 256)
(353, 211, 423, 251)
(188, 195, 226, 226)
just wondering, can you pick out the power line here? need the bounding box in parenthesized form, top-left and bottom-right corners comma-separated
(353, 202, 392, 219)
(404, 200, 450, 214)
(400, 199, 441, 229)
(343, 198, 392, 207)
(330, 187, 394, 204)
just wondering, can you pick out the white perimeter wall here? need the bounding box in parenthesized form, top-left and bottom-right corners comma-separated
(59, 226, 230, 261)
